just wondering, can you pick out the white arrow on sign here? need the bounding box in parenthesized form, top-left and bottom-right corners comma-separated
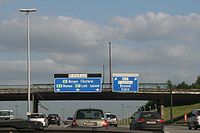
(96, 88, 100, 91)
(76, 89, 80, 91)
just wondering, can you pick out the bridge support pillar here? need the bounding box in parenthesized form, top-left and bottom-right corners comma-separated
(33, 94, 39, 113)
(157, 100, 164, 119)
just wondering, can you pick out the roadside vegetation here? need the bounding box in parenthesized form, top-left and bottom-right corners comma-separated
(118, 75, 200, 126)
(164, 102, 200, 121)
(118, 102, 200, 126)
(168, 75, 200, 89)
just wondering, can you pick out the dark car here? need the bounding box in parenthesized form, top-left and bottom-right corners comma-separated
(188, 109, 200, 130)
(48, 114, 61, 126)
(130, 111, 164, 132)
(0, 119, 44, 131)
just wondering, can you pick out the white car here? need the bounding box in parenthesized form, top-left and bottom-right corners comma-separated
(29, 113, 49, 127)
(105, 113, 118, 127)
(0, 110, 14, 120)
(188, 109, 200, 130)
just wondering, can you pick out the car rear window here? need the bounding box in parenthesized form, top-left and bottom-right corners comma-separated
(106, 114, 116, 119)
(77, 109, 104, 119)
(197, 110, 200, 115)
(141, 112, 161, 119)
(48, 114, 58, 117)
(30, 114, 44, 118)
(0, 111, 13, 116)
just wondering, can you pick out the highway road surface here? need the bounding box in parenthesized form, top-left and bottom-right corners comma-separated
(0, 125, 200, 133)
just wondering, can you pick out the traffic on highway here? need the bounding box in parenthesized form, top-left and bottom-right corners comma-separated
(0, 73, 199, 132)
(0, 108, 200, 132)
(1, 0, 200, 133)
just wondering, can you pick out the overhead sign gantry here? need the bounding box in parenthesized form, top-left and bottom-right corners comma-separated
(54, 73, 102, 92)
(112, 73, 139, 92)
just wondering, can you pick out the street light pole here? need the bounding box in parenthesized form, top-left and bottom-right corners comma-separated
(108, 42, 112, 89)
(20, 8, 36, 116)
(15, 105, 18, 118)
(121, 103, 124, 125)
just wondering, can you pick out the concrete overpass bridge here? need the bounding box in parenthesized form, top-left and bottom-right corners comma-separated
(0, 83, 200, 118)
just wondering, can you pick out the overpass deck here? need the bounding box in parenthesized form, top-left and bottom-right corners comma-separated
(0, 83, 200, 94)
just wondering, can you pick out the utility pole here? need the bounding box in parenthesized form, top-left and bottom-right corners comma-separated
(15, 105, 18, 118)
(170, 84, 173, 121)
(121, 103, 124, 125)
(108, 42, 112, 89)
(102, 64, 105, 87)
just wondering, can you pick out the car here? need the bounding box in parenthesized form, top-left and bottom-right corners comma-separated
(28, 113, 48, 127)
(64, 117, 73, 126)
(188, 109, 200, 130)
(129, 111, 164, 132)
(48, 114, 61, 126)
(71, 108, 108, 128)
(0, 110, 14, 120)
(0, 119, 44, 131)
(105, 113, 118, 127)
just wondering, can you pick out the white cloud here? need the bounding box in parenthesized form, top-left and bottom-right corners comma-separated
(111, 12, 200, 42)
(1, 12, 200, 84)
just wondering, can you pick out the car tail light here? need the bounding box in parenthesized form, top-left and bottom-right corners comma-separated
(103, 120, 108, 127)
(196, 114, 199, 120)
(72, 120, 77, 127)
(158, 119, 165, 123)
(138, 118, 145, 123)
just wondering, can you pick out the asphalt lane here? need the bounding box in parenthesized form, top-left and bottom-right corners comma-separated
(164, 125, 200, 133)
(1, 125, 200, 133)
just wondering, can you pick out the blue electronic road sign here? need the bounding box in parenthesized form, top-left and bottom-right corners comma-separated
(112, 73, 139, 92)
(54, 76, 102, 92)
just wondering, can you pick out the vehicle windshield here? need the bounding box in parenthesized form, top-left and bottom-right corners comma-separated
(30, 114, 45, 118)
(77, 109, 104, 119)
(0, 111, 13, 116)
(106, 114, 116, 119)
(141, 112, 161, 119)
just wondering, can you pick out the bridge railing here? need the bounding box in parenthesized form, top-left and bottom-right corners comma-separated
(0, 83, 199, 93)
(0, 83, 169, 93)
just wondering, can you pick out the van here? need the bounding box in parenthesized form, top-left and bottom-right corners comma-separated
(0, 110, 14, 120)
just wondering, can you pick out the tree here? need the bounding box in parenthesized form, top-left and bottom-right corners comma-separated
(176, 81, 189, 89)
(195, 75, 200, 85)
(167, 80, 172, 89)
(190, 75, 200, 89)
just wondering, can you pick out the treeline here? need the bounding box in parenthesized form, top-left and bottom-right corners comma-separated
(167, 75, 200, 89)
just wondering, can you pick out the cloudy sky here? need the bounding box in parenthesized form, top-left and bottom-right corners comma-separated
(1, 0, 200, 85)
(1, 0, 200, 120)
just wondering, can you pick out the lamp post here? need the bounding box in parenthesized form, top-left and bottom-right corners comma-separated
(108, 42, 112, 89)
(170, 84, 173, 121)
(15, 105, 18, 118)
(20, 8, 36, 116)
(121, 103, 124, 125)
